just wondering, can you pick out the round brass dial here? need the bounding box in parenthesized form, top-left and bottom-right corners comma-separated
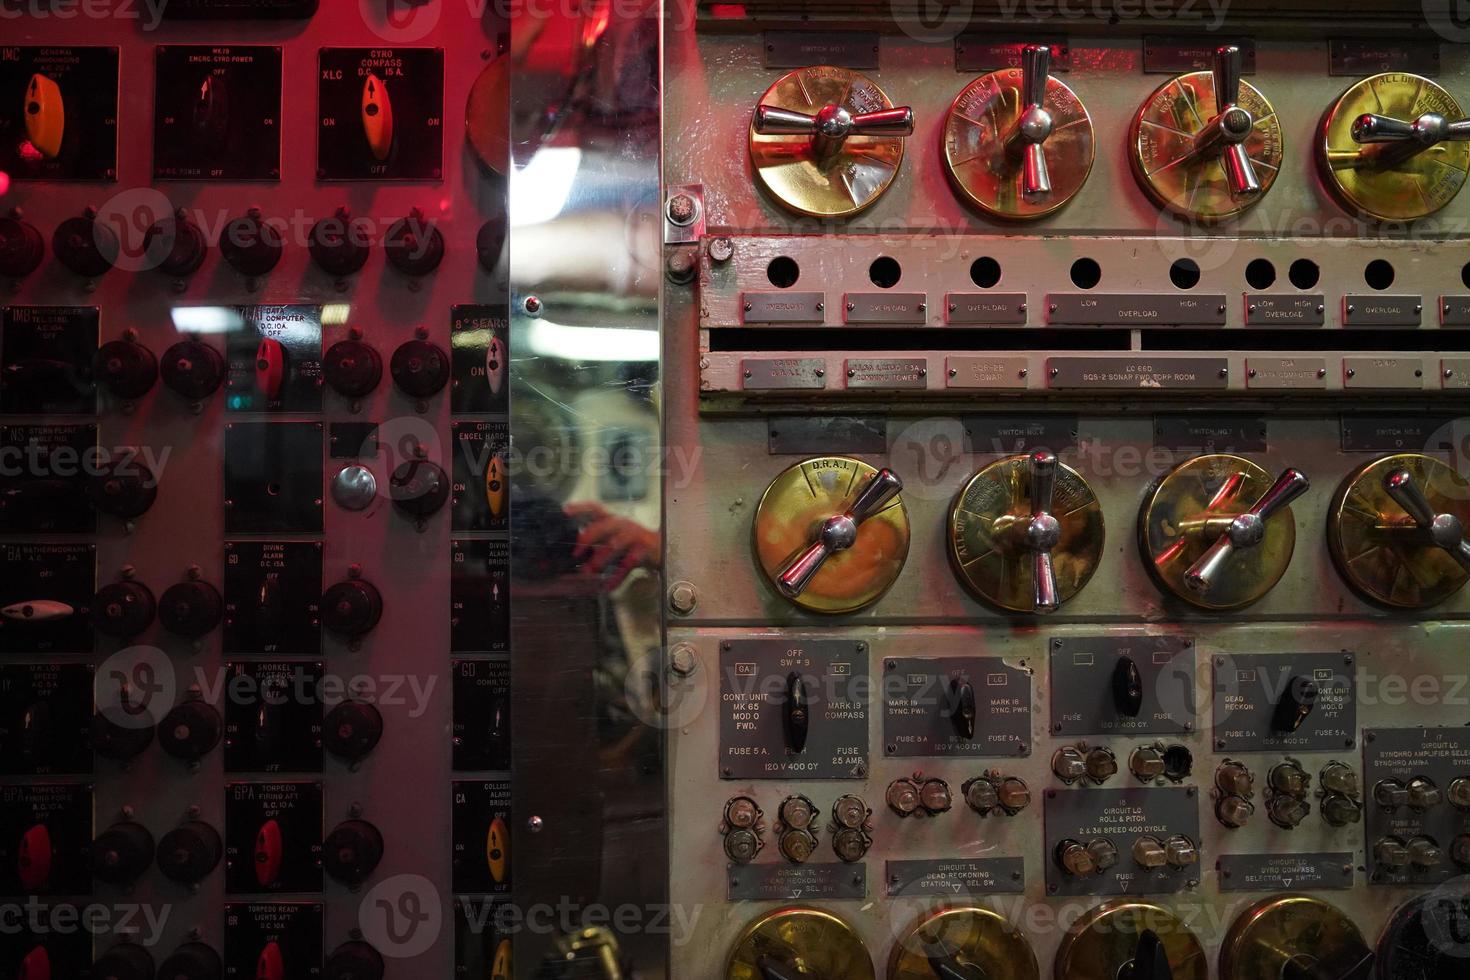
(725, 907, 875, 980)
(889, 907, 1039, 980)
(948, 454, 1104, 614)
(753, 457, 910, 614)
(1328, 453, 1470, 609)
(1220, 894, 1368, 980)
(749, 66, 907, 218)
(1139, 455, 1297, 611)
(1054, 901, 1209, 980)
(942, 67, 1094, 219)
(1319, 74, 1470, 221)
(1128, 73, 1282, 222)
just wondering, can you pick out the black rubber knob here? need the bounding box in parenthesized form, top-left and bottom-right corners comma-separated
(156, 942, 223, 980)
(324, 700, 384, 762)
(158, 701, 223, 761)
(144, 211, 209, 278)
(159, 580, 224, 639)
(1272, 674, 1319, 734)
(323, 819, 384, 888)
(52, 212, 119, 277)
(389, 338, 449, 398)
(949, 678, 976, 741)
(92, 712, 155, 762)
(783, 673, 810, 754)
(322, 579, 383, 637)
(94, 339, 158, 400)
(389, 459, 449, 518)
(220, 210, 283, 277)
(0, 214, 45, 278)
(92, 581, 157, 638)
(88, 459, 158, 520)
(157, 821, 223, 885)
(1113, 656, 1145, 718)
(477, 214, 505, 274)
(384, 213, 445, 275)
(323, 339, 383, 398)
(91, 821, 156, 885)
(161, 339, 226, 401)
(310, 211, 372, 277)
(324, 941, 385, 980)
(91, 942, 155, 980)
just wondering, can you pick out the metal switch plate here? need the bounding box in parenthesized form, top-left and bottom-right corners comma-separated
(1050, 636, 1197, 736)
(1212, 653, 1357, 752)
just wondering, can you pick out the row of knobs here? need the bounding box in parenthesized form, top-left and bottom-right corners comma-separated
(80, 333, 452, 404)
(1056, 833, 1198, 877)
(753, 46, 1470, 222)
(1213, 759, 1365, 830)
(91, 697, 383, 765)
(0, 206, 506, 279)
(81, 940, 384, 980)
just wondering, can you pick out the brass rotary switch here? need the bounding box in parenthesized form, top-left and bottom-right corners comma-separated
(1055, 901, 1209, 980)
(1328, 453, 1470, 609)
(1129, 45, 1282, 222)
(948, 450, 1104, 614)
(725, 908, 875, 980)
(749, 66, 914, 217)
(1220, 895, 1372, 980)
(1140, 456, 1309, 611)
(1319, 73, 1470, 221)
(942, 44, 1094, 219)
(889, 907, 1039, 980)
(753, 457, 909, 613)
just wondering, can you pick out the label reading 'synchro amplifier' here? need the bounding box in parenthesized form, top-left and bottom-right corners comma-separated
(1047, 294, 1226, 326)
(719, 639, 869, 780)
(1364, 728, 1470, 887)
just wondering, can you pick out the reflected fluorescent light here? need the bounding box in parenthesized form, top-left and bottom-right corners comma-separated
(510, 148, 581, 227)
(171, 306, 245, 333)
(322, 304, 352, 326)
(527, 320, 657, 362)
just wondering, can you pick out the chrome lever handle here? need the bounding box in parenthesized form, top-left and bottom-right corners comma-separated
(1192, 45, 1260, 197)
(1185, 468, 1310, 593)
(1025, 450, 1062, 613)
(1012, 45, 1055, 197)
(754, 103, 914, 159)
(1353, 111, 1470, 146)
(776, 469, 904, 597)
(1384, 468, 1470, 571)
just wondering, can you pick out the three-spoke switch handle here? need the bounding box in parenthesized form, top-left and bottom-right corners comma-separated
(776, 469, 903, 597)
(1026, 450, 1063, 613)
(1384, 468, 1470, 571)
(754, 104, 915, 141)
(1353, 111, 1470, 147)
(1013, 45, 1055, 197)
(1192, 45, 1261, 198)
(1184, 468, 1310, 594)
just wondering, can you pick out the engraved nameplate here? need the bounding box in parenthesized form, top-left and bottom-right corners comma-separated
(1343, 295, 1422, 327)
(1247, 357, 1327, 390)
(1329, 38, 1439, 76)
(946, 356, 1028, 389)
(946, 292, 1028, 325)
(1442, 359, 1470, 390)
(764, 31, 879, 70)
(1144, 37, 1256, 73)
(1440, 296, 1470, 326)
(1343, 357, 1425, 389)
(1245, 294, 1325, 326)
(1218, 852, 1354, 891)
(845, 293, 927, 324)
(1048, 294, 1226, 326)
(1047, 357, 1228, 390)
(728, 862, 866, 902)
(742, 291, 825, 324)
(955, 36, 1070, 72)
(742, 358, 826, 390)
(886, 858, 1025, 897)
(845, 358, 927, 389)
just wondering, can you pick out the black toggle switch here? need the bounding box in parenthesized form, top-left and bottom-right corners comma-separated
(922, 936, 989, 980)
(0, 214, 46, 278)
(324, 700, 383, 762)
(950, 677, 977, 741)
(157, 821, 223, 885)
(384, 210, 445, 275)
(323, 819, 384, 888)
(144, 210, 209, 278)
(322, 579, 383, 637)
(1113, 656, 1144, 718)
(92, 942, 155, 980)
(1272, 675, 1318, 734)
(389, 459, 449, 519)
(783, 672, 809, 755)
(323, 339, 383, 399)
(324, 941, 385, 980)
(91, 821, 156, 885)
(309, 209, 372, 277)
(1124, 930, 1173, 980)
(161, 339, 226, 401)
(88, 459, 158, 520)
(95, 339, 158, 400)
(157, 942, 223, 980)
(158, 700, 223, 762)
(92, 581, 157, 638)
(389, 338, 450, 398)
(220, 209, 283, 277)
(159, 580, 224, 639)
(53, 210, 119, 277)
(92, 712, 155, 761)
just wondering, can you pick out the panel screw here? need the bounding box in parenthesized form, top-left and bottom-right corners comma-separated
(527, 816, 545, 833)
(669, 643, 698, 678)
(668, 581, 699, 615)
(708, 237, 734, 263)
(523, 295, 542, 316)
(666, 193, 699, 226)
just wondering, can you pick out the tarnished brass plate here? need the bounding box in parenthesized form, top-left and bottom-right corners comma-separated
(748, 66, 906, 218)
(1328, 452, 1470, 609)
(753, 456, 909, 613)
(942, 68, 1094, 219)
(1318, 73, 1470, 221)
(1139, 455, 1297, 611)
(1054, 901, 1209, 980)
(889, 907, 1039, 980)
(948, 454, 1104, 613)
(725, 907, 875, 980)
(1128, 71, 1282, 222)
(1220, 895, 1367, 980)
